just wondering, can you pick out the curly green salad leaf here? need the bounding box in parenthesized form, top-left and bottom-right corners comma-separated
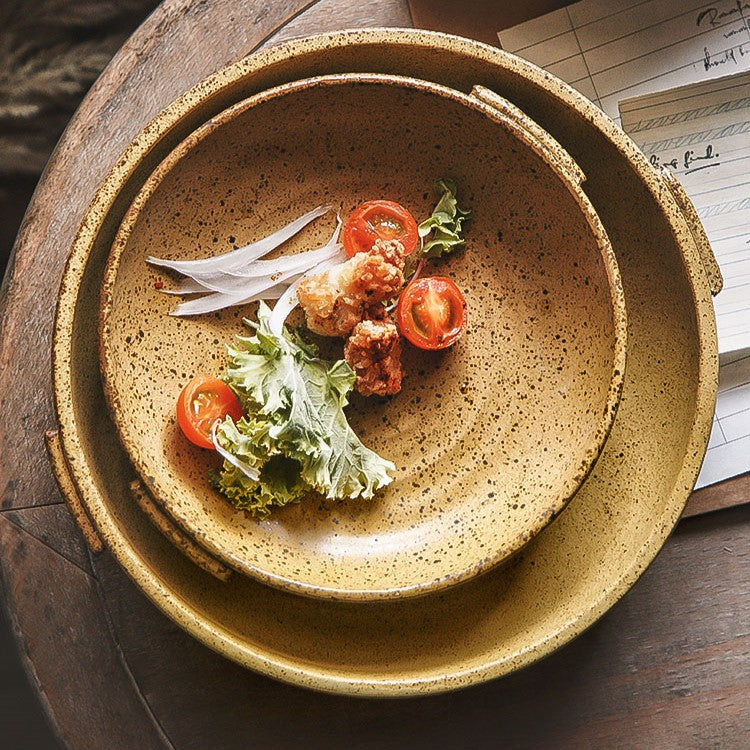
(209, 303, 395, 518)
(417, 178, 472, 259)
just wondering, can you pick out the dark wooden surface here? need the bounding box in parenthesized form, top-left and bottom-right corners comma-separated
(0, 1, 748, 748)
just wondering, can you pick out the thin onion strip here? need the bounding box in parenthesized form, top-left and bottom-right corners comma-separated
(168, 213, 344, 316)
(169, 283, 290, 317)
(146, 204, 330, 275)
(211, 422, 260, 481)
(161, 277, 298, 296)
(159, 279, 212, 295)
(173, 242, 344, 295)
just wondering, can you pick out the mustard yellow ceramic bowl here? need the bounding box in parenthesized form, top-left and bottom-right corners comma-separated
(51, 29, 718, 695)
(98, 73, 626, 601)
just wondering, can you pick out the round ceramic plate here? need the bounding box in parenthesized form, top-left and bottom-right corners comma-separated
(98, 73, 625, 600)
(52, 30, 717, 696)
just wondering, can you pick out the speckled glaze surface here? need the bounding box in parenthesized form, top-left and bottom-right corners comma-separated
(98, 73, 626, 600)
(52, 29, 718, 696)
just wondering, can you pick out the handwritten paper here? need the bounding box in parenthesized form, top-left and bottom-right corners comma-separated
(696, 351, 750, 487)
(500, 2, 750, 486)
(620, 72, 750, 488)
(498, 0, 750, 125)
(619, 70, 750, 354)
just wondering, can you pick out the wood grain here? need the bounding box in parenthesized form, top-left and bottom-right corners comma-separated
(0, 515, 168, 750)
(685, 471, 750, 518)
(0, 0, 316, 514)
(89, 504, 750, 749)
(0, 0, 748, 747)
(3, 502, 92, 572)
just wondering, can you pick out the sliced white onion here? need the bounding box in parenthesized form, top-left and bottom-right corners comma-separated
(161, 273, 304, 297)
(211, 423, 260, 481)
(171, 265, 310, 315)
(169, 283, 289, 316)
(158, 245, 341, 292)
(177, 242, 344, 295)
(207, 243, 343, 279)
(146, 204, 330, 275)
(159, 279, 210, 295)
(168, 215, 344, 316)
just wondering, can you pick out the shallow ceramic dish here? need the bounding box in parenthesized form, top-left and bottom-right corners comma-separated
(98, 73, 626, 600)
(52, 29, 719, 696)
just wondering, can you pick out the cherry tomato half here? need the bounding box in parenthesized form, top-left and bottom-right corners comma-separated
(342, 200, 419, 258)
(176, 375, 244, 450)
(397, 276, 467, 351)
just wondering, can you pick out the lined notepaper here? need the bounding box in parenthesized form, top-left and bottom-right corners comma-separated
(498, 0, 750, 124)
(621, 73, 750, 489)
(620, 70, 750, 354)
(697, 351, 750, 488)
(500, 1, 750, 487)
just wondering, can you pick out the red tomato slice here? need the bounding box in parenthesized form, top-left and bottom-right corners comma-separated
(342, 200, 419, 258)
(397, 277, 467, 350)
(176, 375, 244, 450)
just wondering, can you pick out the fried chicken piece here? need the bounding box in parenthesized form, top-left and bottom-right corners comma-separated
(297, 238, 406, 337)
(344, 318, 404, 397)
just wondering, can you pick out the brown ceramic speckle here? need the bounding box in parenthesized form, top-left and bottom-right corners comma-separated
(98, 74, 626, 600)
(51, 29, 718, 696)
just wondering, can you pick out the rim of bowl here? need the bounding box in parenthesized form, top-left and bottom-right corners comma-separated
(52, 28, 716, 694)
(97, 71, 628, 601)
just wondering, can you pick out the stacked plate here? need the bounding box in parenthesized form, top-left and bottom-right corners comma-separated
(98, 70, 628, 600)
(49, 30, 720, 696)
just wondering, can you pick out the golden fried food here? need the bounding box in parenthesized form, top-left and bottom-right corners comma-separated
(344, 318, 404, 397)
(297, 238, 406, 337)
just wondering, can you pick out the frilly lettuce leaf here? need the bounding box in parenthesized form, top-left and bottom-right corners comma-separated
(209, 455, 307, 520)
(417, 178, 471, 259)
(211, 303, 394, 516)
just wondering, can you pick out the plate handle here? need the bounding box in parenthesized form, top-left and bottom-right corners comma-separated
(659, 166, 723, 296)
(45, 430, 104, 554)
(470, 85, 585, 188)
(129, 480, 232, 583)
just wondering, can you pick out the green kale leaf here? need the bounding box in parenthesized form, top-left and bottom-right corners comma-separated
(417, 178, 472, 259)
(211, 303, 395, 517)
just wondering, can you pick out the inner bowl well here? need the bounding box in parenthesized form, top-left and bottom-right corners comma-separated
(99, 73, 626, 600)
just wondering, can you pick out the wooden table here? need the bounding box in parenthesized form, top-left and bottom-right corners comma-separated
(1, 1, 749, 747)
